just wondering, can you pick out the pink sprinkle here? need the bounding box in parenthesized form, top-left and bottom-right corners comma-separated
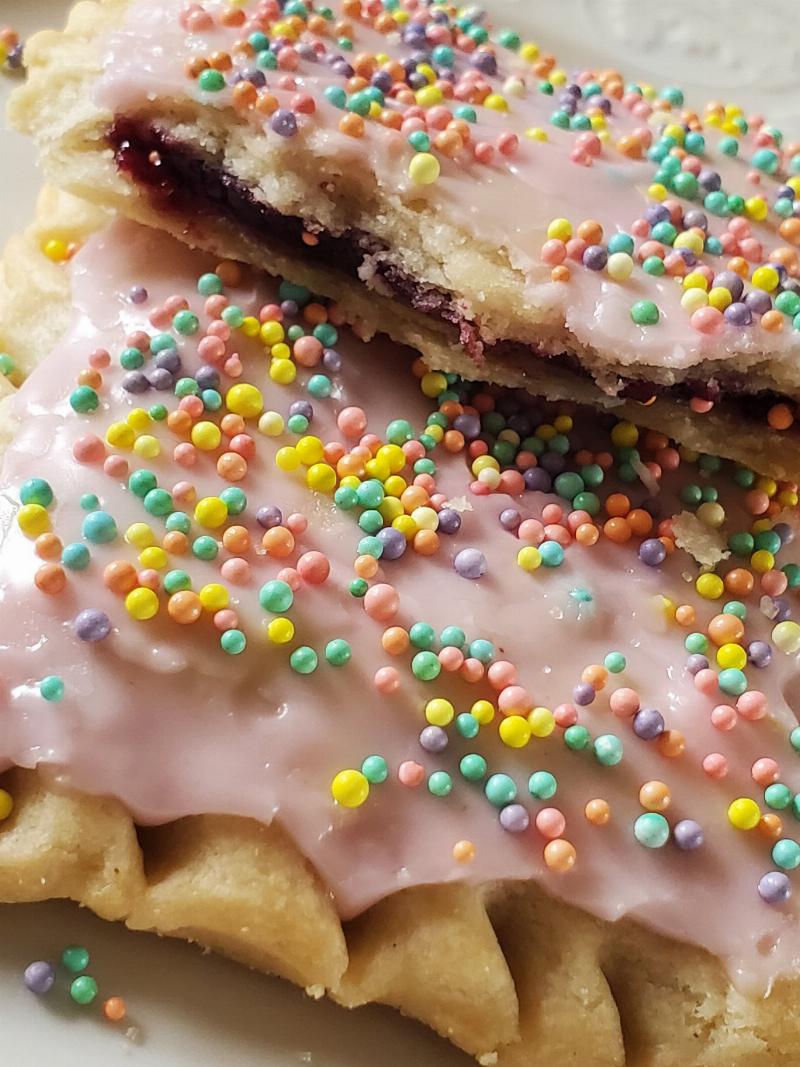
(691, 305, 726, 336)
(174, 443, 197, 467)
(473, 142, 494, 164)
(609, 687, 640, 717)
(544, 524, 570, 546)
(103, 455, 128, 479)
(164, 294, 189, 315)
(487, 660, 518, 690)
(535, 807, 566, 840)
(498, 685, 533, 714)
(172, 481, 196, 504)
(179, 395, 204, 418)
(73, 434, 105, 465)
(88, 348, 110, 370)
(277, 567, 301, 591)
(565, 237, 587, 261)
(541, 503, 563, 524)
(631, 218, 650, 238)
(198, 336, 226, 364)
(710, 704, 737, 731)
(220, 558, 250, 585)
(402, 440, 425, 463)
(752, 757, 780, 786)
(541, 239, 566, 266)
(689, 397, 714, 414)
(702, 752, 728, 779)
(460, 657, 485, 683)
(213, 609, 239, 632)
(739, 237, 763, 262)
(398, 759, 424, 787)
(138, 569, 160, 591)
(497, 131, 518, 157)
(205, 296, 227, 319)
(337, 406, 368, 438)
(296, 550, 330, 584)
(498, 470, 525, 496)
(694, 668, 719, 695)
(224, 355, 243, 377)
(737, 690, 768, 721)
(375, 666, 401, 694)
(364, 583, 399, 622)
(517, 518, 545, 544)
(438, 647, 464, 672)
(427, 105, 452, 130)
(229, 434, 256, 460)
(761, 570, 788, 596)
(554, 702, 578, 728)
(148, 307, 171, 329)
(470, 480, 491, 496)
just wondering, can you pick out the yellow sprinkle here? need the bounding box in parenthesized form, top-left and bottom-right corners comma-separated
(42, 238, 70, 263)
(133, 434, 161, 459)
(106, 422, 136, 450)
(525, 127, 548, 142)
(266, 616, 294, 644)
(408, 152, 441, 185)
(425, 698, 455, 726)
(470, 699, 495, 725)
(199, 583, 228, 611)
(226, 383, 264, 418)
(499, 715, 531, 748)
(17, 504, 50, 538)
(528, 706, 556, 737)
(696, 573, 724, 600)
(194, 496, 228, 528)
(727, 797, 760, 830)
(125, 587, 159, 621)
(331, 769, 369, 808)
(125, 522, 155, 548)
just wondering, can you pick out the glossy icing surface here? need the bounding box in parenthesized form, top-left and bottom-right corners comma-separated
(1, 221, 800, 992)
(95, 0, 800, 384)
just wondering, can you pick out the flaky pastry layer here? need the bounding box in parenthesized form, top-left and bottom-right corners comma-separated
(9, 0, 800, 478)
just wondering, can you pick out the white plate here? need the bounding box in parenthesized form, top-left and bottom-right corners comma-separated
(0, 2, 797, 1064)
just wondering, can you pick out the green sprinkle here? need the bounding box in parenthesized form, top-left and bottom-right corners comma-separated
(62, 543, 90, 571)
(459, 753, 487, 781)
(594, 734, 624, 766)
(120, 346, 144, 370)
(173, 310, 199, 335)
(528, 770, 557, 800)
(221, 629, 247, 655)
(631, 300, 660, 326)
(197, 272, 223, 296)
(411, 650, 440, 681)
(634, 812, 670, 848)
(80, 493, 99, 512)
(70, 386, 99, 414)
(69, 975, 98, 1005)
(440, 625, 466, 648)
(455, 713, 479, 739)
(290, 646, 318, 674)
(685, 632, 708, 654)
(40, 675, 65, 702)
(409, 622, 436, 649)
(198, 68, 225, 92)
(61, 945, 90, 973)
(164, 570, 192, 595)
(325, 638, 352, 666)
(220, 487, 246, 515)
(773, 838, 800, 870)
(259, 580, 294, 613)
(361, 755, 388, 784)
(484, 773, 517, 808)
(192, 535, 219, 560)
(468, 639, 495, 664)
(349, 578, 368, 598)
(143, 488, 173, 517)
(427, 770, 453, 796)
(165, 511, 191, 534)
(604, 651, 626, 674)
(20, 478, 53, 508)
(765, 784, 793, 810)
(128, 469, 158, 498)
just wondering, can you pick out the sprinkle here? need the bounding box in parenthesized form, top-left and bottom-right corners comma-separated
(23, 962, 55, 995)
(331, 769, 369, 808)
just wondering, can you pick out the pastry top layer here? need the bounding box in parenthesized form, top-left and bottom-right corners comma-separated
(2, 215, 800, 992)
(92, 0, 800, 394)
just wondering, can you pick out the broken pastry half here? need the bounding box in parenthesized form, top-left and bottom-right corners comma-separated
(10, 0, 800, 475)
(2, 184, 800, 1066)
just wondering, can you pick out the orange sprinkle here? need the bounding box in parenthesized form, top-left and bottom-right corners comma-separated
(605, 493, 631, 517)
(35, 533, 63, 561)
(551, 265, 571, 283)
(585, 799, 611, 826)
(603, 517, 632, 544)
(658, 729, 686, 759)
(382, 626, 410, 655)
(339, 113, 365, 138)
(104, 560, 138, 595)
(262, 526, 295, 558)
(626, 508, 653, 536)
(413, 529, 440, 555)
(34, 563, 66, 595)
(103, 997, 127, 1023)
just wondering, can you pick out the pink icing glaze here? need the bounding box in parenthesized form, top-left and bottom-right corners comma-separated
(93, 0, 800, 381)
(1, 221, 800, 994)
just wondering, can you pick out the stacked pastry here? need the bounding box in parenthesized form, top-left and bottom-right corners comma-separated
(1, 2, 799, 1064)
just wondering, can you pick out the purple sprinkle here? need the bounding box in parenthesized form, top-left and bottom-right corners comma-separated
(289, 400, 313, 420)
(437, 508, 461, 535)
(683, 210, 708, 231)
(673, 819, 704, 851)
(257, 505, 283, 529)
(723, 301, 752, 327)
(523, 468, 552, 493)
(146, 367, 174, 391)
(243, 67, 267, 88)
(271, 108, 298, 138)
(645, 203, 670, 226)
(7, 44, 25, 70)
(582, 245, 608, 271)
(499, 803, 530, 834)
(745, 290, 772, 316)
(758, 871, 792, 905)
(121, 371, 149, 394)
(470, 50, 497, 75)
(407, 71, 428, 91)
(154, 349, 181, 374)
(685, 653, 709, 675)
(714, 270, 745, 300)
(297, 43, 318, 62)
(129, 285, 148, 305)
(633, 707, 665, 740)
(639, 538, 667, 567)
(376, 526, 406, 560)
(499, 508, 522, 532)
(322, 348, 342, 373)
(280, 299, 299, 319)
(23, 961, 55, 994)
(773, 522, 794, 546)
(698, 167, 721, 192)
(573, 682, 595, 706)
(539, 451, 566, 475)
(371, 70, 393, 92)
(454, 548, 487, 580)
(676, 247, 697, 267)
(73, 609, 112, 643)
(453, 413, 481, 440)
(772, 597, 792, 623)
(419, 725, 448, 753)
(748, 640, 772, 668)
(194, 365, 220, 391)
(777, 185, 795, 201)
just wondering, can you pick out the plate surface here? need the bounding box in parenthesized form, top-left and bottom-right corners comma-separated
(0, 1, 797, 1064)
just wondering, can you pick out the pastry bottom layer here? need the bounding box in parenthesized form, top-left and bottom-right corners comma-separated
(3, 764, 800, 1067)
(0, 185, 798, 1067)
(104, 118, 800, 478)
